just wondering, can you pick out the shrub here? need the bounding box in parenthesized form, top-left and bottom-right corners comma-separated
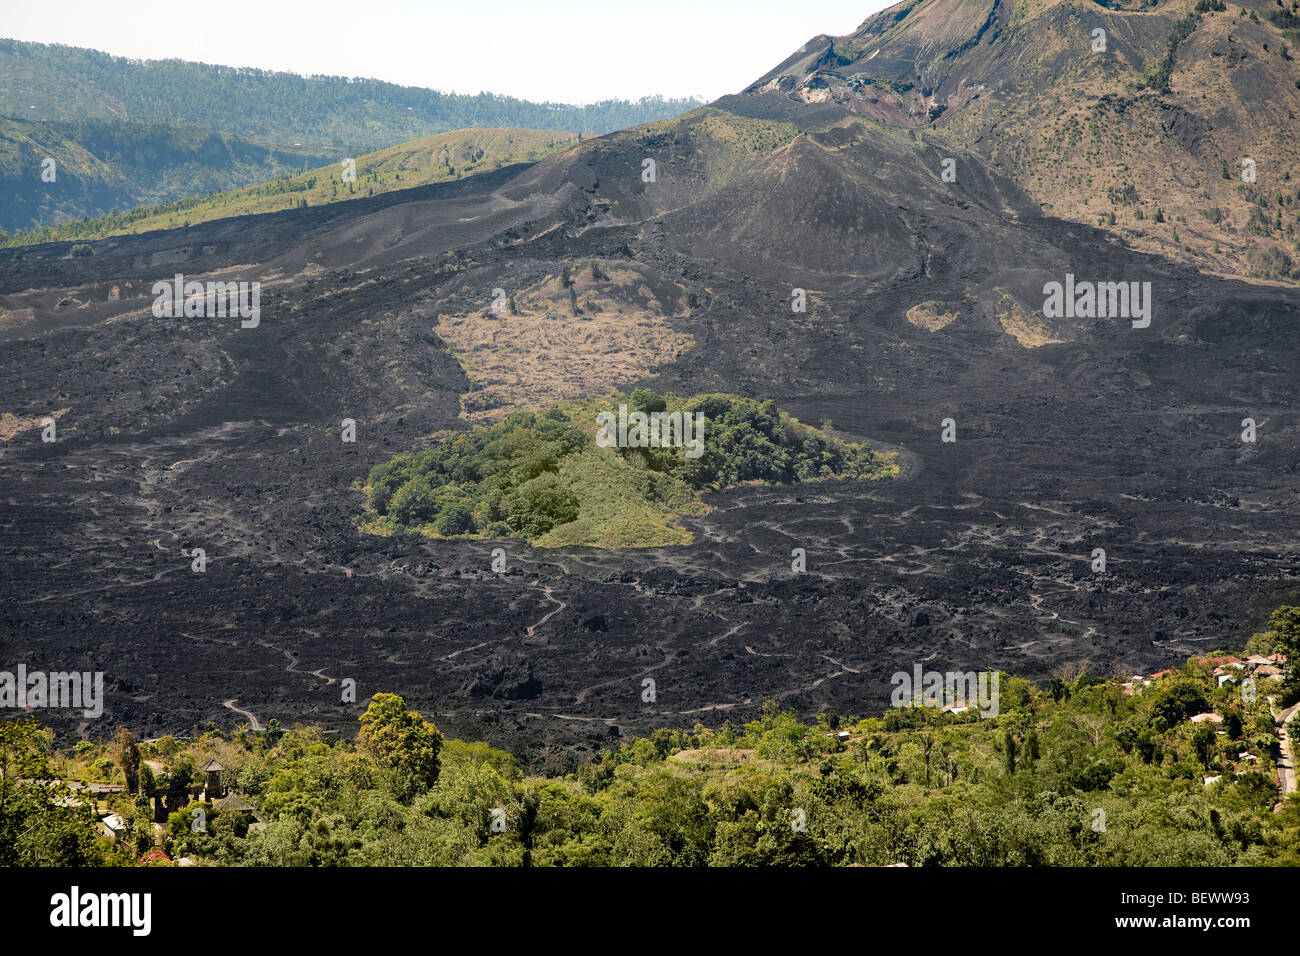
(434, 504, 476, 536)
(507, 473, 580, 537)
(389, 477, 440, 526)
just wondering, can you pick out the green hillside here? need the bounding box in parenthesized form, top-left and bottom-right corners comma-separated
(0, 38, 703, 150)
(0, 114, 333, 234)
(0, 127, 579, 246)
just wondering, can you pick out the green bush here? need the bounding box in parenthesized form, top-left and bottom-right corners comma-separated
(506, 473, 579, 537)
(434, 504, 476, 536)
(389, 477, 440, 526)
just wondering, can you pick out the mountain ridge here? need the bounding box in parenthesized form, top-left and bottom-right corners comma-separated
(0, 113, 336, 235)
(0, 127, 579, 245)
(735, 0, 1300, 283)
(0, 37, 704, 149)
(0, 37, 701, 232)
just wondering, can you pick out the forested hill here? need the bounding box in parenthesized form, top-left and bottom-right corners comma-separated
(0, 38, 704, 150)
(0, 114, 335, 234)
(0, 126, 576, 240)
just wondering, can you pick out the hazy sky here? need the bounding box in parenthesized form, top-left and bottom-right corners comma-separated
(0, 0, 893, 104)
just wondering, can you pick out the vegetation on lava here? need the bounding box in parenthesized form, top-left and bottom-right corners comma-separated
(359, 390, 897, 548)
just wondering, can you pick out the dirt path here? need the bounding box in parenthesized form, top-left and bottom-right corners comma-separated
(524, 586, 566, 637)
(222, 698, 264, 731)
(1273, 698, 1299, 806)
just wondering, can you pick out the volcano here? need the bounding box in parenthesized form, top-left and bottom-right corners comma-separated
(1, 0, 1297, 767)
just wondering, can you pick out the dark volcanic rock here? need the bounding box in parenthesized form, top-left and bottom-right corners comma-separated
(462, 654, 543, 701)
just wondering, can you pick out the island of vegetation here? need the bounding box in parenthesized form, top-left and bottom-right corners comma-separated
(360, 390, 898, 548)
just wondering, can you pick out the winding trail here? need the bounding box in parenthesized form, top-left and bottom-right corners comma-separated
(525, 586, 566, 637)
(222, 698, 263, 731)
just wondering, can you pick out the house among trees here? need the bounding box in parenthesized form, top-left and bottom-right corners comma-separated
(1203, 655, 1244, 669)
(100, 813, 128, 843)
(1213, 666, 1237, 687)
(213, 791, 266, 834)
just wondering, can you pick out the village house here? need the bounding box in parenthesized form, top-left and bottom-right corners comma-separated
(100, 813, 128, 842)
(213, 791, 266, 835)
(1203, 655, 1244, 669)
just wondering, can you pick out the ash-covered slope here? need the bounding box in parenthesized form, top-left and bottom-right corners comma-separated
(738, 0, 1300, 283)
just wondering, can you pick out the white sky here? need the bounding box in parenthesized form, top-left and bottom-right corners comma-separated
(0, 0, 893, 104)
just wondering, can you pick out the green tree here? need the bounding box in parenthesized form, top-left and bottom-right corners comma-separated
(506, 473, 579, 538)
(0, 719, 123, 866)
(1150, 678, 1209, 729)
(1024, 729, 1040, 765)
(358, 694, 443, 801)
(1191, 724, 1217, 768)
(630, 388, 667, 414)
(117, 727, 140, 794)
(390, 476, 440, 526)
(434, 504, 475, 536)
(1267, 606, 1300, 690)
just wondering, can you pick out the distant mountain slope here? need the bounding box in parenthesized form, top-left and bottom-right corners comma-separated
(1, 128, 579, 246)
(734, 0, 1300, 283)
(0, 38, 703, 151)
(0, 114, 334, 234)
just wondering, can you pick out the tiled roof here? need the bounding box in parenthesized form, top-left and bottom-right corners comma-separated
(213, 792, 255, 813)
